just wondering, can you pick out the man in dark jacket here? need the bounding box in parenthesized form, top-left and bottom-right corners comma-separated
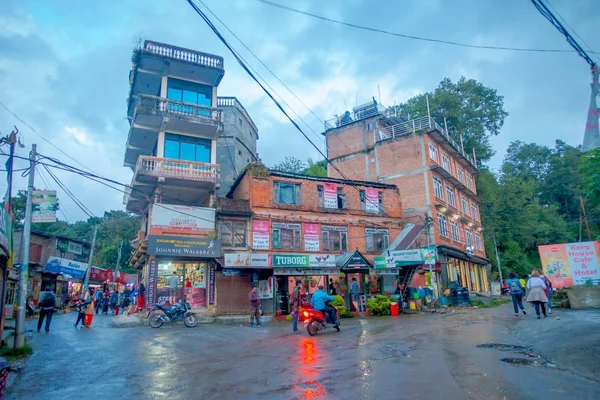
(248, 286, 262, 328)
(37, 286, 56, 333)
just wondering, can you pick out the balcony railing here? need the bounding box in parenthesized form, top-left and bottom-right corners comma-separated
(135, 94, 222, 126)
(375, 116, 477, 167)
(135, 156, 220, 184)
(144, 40, 224, 69)
(324, 102, 386, 131)
(217, 96, 258, 133)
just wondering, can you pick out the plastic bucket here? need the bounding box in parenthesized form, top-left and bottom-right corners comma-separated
(84, 314, 94, 327)
(390, 302, 399, 316)
(439, 297, 448, 306)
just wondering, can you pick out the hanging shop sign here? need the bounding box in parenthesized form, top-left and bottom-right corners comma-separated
(56, 238, 90, 257)
(32, 190, 57, 223)
(209, 265, 215, 305)
(323, 183, 338, 209)
(147, 236, 221, 257)
(345, 252, 370, 269)
(147, 259, 158, 310)
(223, 253, 271, 268)
(422, 247, 436, 265)
(303, 224, 320, 252)
(150, 204, 215, 236)
(272, 254, 336, 268)
(384, 247, 436, 267)
(538, 241, 600, 288)
(0, 206, 12, 257)
(252, 220, 270, 250)
(222, 269, 241, 276)
(365, 188, 379, 213)
(43, 256, 89, 279)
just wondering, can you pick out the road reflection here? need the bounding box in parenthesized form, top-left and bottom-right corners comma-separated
(293, 337, 327, 399)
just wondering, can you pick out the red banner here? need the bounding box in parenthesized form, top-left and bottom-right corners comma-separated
(89, 267, 137, 284)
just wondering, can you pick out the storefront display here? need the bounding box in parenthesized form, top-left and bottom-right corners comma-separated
(156, 261, 208, 308)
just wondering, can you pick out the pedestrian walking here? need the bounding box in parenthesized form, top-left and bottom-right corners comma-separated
(536, 268, 553, 314)
(137, 282, 146, 312)
(520, 275, 528, 296)
(248, 286, 262, 328)
(290, 280, 302, 334)
(109, 290, 118, 314)
(84, 287, 96, 327)
(37, 286, 56, 333)
(506, 272, 526, 316)
(350, 277, 359, 302)
(168, 272, 179, 305)
(74, 298, 88, 328)
(526, 270, 549, 319)
(102, 291, 110, 314)
(94, 288, 103, 315)
(329, 278, 337, 295)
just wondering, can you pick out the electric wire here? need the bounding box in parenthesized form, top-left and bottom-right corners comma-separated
(545, 0, 598, 60)
(255, 0, 600, 55)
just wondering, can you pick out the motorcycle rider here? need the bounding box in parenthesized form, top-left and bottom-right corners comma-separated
(311, 285, 336, 325)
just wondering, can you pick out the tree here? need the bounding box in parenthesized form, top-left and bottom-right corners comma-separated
(501, 141, 551, 183)
(272, 156, 305, 174)
(303, 159, 327, 177)
(394, 77, 508, 164)
(581, 147, 600, 213)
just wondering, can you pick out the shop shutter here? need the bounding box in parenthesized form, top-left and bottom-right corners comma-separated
(216, 272, 253, 315)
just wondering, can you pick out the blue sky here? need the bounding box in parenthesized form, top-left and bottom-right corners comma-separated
(1, 0, 599, 221)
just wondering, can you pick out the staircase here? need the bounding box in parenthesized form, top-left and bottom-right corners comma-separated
(398, 266, 418, 304)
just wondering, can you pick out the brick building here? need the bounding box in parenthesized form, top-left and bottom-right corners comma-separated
(216, 164, 416, 314)
(323, 101, 489, 293)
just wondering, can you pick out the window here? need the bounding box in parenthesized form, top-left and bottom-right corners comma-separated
(167, 78, 212, 116)
(272, 222, 301, 250)
(317, 186, 346, 209)
(466, 174, 474, 190)
(378, 191, 383, 212)
(461, 196, 470, 215)
(457, 167, 465, 183)
(365, 228, 389, 253)
(475, 233, 483, 251)
(442, 152, 450, 171)
(360, 190, 366, 211)
(446, 185, 456, 207)
(450, 220, 460, 242)
(322, 226, 348, 252)
(219, 220, 246, 248)
(273, 182, 302, 205)
(429, 143, 439, 163)
(368, 122, 378, 130)
(433, 176, 444, 200)
(471, 203, 479, 221)
(164, 133, 211, 163)
(465, 228, 474, 247)
(437, 213, 449, 238)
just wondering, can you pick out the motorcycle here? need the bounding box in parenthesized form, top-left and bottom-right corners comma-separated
(301, 301, 340, 336)
(148, 298, 198, 328)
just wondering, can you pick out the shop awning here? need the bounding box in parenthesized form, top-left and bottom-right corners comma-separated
(385, 223, 425, 252)
(437, 246, 488, 265)
(129, 240, 148, 269)
(336, 250, 372, 270)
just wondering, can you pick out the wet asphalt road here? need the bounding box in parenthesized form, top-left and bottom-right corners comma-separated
(7, 306, 600, 400)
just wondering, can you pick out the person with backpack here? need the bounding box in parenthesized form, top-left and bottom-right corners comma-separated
(536, 268, 553, 314)
(37, 286, 57, 333)
(506, 272, 526, 317)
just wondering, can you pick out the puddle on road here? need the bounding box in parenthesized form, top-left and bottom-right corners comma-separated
(478, 343, 560, 370)
(501, 358, 558, 368)
(476, 343, 529, 353)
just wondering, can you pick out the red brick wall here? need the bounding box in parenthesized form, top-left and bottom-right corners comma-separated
(376, 136, 424, 177)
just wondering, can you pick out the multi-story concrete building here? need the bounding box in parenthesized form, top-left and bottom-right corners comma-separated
(124, 40, 257, 312)
(323, 101, 489, 293)
(216, 164, 423, 314)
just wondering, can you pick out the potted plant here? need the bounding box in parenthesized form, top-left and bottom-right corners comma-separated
(302, 277, 311, 288)
(338, 272, 346, 280)
(309, 277, 318, 288)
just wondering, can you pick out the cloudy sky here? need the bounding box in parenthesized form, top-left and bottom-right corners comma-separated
(1, 0, 599, 222)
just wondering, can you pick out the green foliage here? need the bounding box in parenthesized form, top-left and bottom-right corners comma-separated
(303, 159, 327, 177)
(393, 77, 508, 163)
(366, 294, 391, 316)
(285, 314, 293, 322)
(470, 300, 487, 308)
(581, 147, 600, 215)
(331, 295, 345, 308)
(272, 156, 305, 174)
(0, 338, 34, 359)
(339, 310, 355, 318)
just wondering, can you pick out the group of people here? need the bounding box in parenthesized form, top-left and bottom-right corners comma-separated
(506, 268, 553, 319)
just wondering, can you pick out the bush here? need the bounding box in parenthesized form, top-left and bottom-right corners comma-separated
(367, 295, 391, 316)
(331, 295, 345, 308)
(339, 310, 355, 318)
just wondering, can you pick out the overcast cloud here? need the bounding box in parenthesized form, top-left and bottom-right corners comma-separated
(1, 0, 599, 222)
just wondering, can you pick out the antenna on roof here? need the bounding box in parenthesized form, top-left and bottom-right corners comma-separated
(472, 147, 478, 167)
(378, 85, 381, 104)
(343, 96, 347, 110)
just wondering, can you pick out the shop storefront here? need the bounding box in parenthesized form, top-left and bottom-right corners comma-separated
(218, 253, 273, 315)
(145, 235, 221, 311)
(438, 246, 489, 293)
(335, 251, 372, 311)
(272, 253, 339, 315)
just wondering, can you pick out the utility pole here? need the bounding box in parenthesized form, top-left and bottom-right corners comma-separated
(82, 225, 98, 295)
(0, 128, 18, 341)
(424, 215, 436, 297)
(14, 144, 36, 349)
(579, 196, 592, 241)
(113, 240, 123, 285)
(493, 235, 503, 288)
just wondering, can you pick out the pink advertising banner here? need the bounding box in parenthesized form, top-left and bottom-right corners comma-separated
(303, 223, 320, 252)
(323, 183, 338, 209)
(539, 241, 600, 288)
(252, 220, 270, 250)
(365, 188, 379, 213)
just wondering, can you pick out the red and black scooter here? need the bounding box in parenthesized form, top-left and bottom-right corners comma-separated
(300, 301, 341, 336)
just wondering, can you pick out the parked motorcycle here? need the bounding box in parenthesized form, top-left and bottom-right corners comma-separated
(148, 299, 198, 328)
(301, 301, 340, 336)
